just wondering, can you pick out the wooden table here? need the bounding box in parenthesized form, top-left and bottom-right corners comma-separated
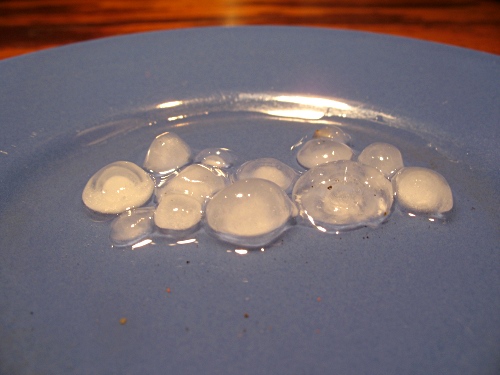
(1, 0, 499, 60)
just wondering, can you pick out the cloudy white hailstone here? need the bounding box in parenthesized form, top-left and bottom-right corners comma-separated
(82, 161, 154, 214)
(156, 164, 227, 204)
(296, 138, 353, 169)
(154, 194, 202, 232)
(205, 178, 297, 247)
(392, 167, 453, 215)
(110, 207, 155, 246)
(143, 132, 191, 174)
(358, 142, 404, 178)
(313, 125, 351, 144)
(194, 148, 237, 169)
(236, 158, 298, 192)
(293, 160, 393, 231)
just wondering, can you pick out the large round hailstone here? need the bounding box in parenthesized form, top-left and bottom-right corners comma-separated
(110, 207, 155, 246)
(143, 132, 191, 174)
(236, 158, 298, 192)
(392, 167, 453, 216)
(82, 161, 154, 214)
(154, 194, 202, 233)
(194, 148, 237, 169)
(205, 178, 297, 247)
(157, 164, 227, 204)
(313, 125, 351, 144)
(358, 142, 404, 178)
(297, 138, 353, 169)
(293, 161, 393, 231)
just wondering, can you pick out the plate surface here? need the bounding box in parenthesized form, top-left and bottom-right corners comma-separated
(0, 27, 499, 375)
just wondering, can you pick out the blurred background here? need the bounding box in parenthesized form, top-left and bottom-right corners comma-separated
(0, 0, 499, 59)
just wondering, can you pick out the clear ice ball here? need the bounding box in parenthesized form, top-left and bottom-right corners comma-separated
(293, 160, 393, 231)
(143, 132, 191, 175)
(205, 178, 296, 247)
(82, 161, 154, 214)
(236, 158, 298, 192)
(358, 142, 404, 178)
(392, 167, 453, 216)
(296, 138, 353, 169)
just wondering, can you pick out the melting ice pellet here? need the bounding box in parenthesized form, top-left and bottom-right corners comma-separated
(205, 178, 297, 247)
(392, 167, 453, 216)
(143, 132, 191, 175)
(313, 125, 351, 144)
(293, 160, 393, 231)
(194, 148, 237, 169)
(156, 164, 228, 204)
(358, 142, 404, 178)
(296, 138, 353, 169)
(82, 161, 154, 214)
(84, 118, 455, 250)
(236, 158, 298, 192)
(154, 194, 202, 233)
(110, 207, 155, 246)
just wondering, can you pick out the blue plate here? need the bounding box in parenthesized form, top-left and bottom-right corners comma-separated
(1, 27, 499, 375)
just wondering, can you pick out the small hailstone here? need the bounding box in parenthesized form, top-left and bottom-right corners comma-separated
(82, 161, 154, 214)
(236, 158, 298, 192)
(358, 142, 404, 178)
(392, 167, 453, 215)
(296, 138, 353, 169)
(110, 207, 155, 246)
(154, 194, 202, 232)
(143, 132, 191, 174)
(313, 125, 351, 144)
(156, 163, 227, 204)
(205, 178, 296, 246)
(293, 161, 393, 231)
(194, 148, 237, 169)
